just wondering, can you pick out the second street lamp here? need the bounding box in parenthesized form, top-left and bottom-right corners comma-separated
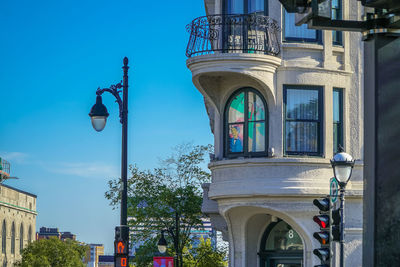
(89, 57, 130, 266)
(330, 146, 355, 267)
(157, 230, 168, 254)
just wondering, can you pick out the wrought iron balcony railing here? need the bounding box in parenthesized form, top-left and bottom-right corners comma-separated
(186, 14, 281, 58)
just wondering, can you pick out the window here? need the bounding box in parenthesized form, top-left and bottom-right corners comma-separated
(332, 0, 342, 45)
(11, 223, 15, 254)
(28, 226, 32, 244)
(333, 88, 343, 153)
(224, 0, 267, 15)
(284, 11, 321, 43)
(2, 220, 6, 254)
(225, 88, 268, 157)
(284, 85, 323, 156)
(19, 224, 24, 253)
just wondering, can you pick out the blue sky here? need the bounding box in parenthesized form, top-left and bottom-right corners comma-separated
(0, 0, 212, 254)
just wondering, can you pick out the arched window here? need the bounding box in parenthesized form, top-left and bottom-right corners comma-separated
(28, 226, 32, 244)
(19, 224, 24, 253)
(225, 88, 268, 157)
(1, 220, 6, 254)
(259, 220, 303, 267)
(10, 223, 15, 254)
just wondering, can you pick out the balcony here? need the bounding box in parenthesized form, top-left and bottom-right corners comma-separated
(0, 157, 10, 181)
(186, 14, 281, 58)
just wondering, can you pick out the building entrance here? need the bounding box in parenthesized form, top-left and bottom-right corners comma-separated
(258, 219, 303, 267)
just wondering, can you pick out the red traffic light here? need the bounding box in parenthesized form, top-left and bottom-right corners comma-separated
(313, 231, 329, 245)
(313, 215, 329, 229)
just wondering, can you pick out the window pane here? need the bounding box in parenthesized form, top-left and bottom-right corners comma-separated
(333, 123, 340, 153)
(285, 122, 318, 153)
(333, 90, 340, 123)
(333, 89, 342, 153)
(248, 0, 264, 14)
(229, 92, 245, 123)
(248, 122, 265, 152)
(229, 124, 244, 152)
(284, 12, 317, 40)
(248, 92, 265, 121)
(226, 0, 243, 14)
(265, 221, 303, 251)
(286, 89, 319, 120)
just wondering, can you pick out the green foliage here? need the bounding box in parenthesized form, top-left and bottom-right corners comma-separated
(183, 237, 228, 267)
(132, 237, 159, 267)
(15, 237, 88, 267)
(105, 144, 213, 267)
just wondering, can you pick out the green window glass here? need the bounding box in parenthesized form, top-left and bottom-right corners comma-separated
(284, 86, 323, 156)
(333, 88, 343, 153)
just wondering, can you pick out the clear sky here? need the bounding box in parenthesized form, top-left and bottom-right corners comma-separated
(0, 0, 212, 254)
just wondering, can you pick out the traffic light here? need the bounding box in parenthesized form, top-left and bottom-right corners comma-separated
(114, 226, 129, 267)
(313, 197, 330, 266)
(330, 203, 341, 242)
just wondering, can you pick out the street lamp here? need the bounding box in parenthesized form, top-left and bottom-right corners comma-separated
(330, 146, 355, 267)
(89, 57, 130, 264)
(156, 211, 181, 267)
(157, 230, 168, 254)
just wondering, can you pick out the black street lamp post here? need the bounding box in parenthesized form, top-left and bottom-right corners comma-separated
(157, 211, 182, 267)
(89, 57, 130, 263)
(331, 146, 355, 267)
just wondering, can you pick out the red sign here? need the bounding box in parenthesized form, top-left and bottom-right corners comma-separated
(153, 256, 174, 267)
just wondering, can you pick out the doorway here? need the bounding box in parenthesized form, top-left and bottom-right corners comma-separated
(258, 219, 303, 267)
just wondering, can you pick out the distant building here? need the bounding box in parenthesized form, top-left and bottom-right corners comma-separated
(0, 157, 37, 267)
(130, 217, 217, 254)
(98, 255, 114, 267)
(86, 243, 104, 267)
(61, 231, 76, 241)
(36, 227, 76, 241)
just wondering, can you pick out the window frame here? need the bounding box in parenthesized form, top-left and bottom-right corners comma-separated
(283, 85, 324, 156)
(224, 88, 269, 158)
(11, 222, 15, 255)
(283, 10, 322, 43)
(19, 223, 24, 253)
(333, 88, 343, 153)
(2, 220, 6, 254)
(332, 0, 343, 46)
(223, 0, 269, 15)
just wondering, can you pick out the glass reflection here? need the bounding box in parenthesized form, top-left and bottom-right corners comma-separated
(248, 92, 265, 121)
(229, 92, 245, 123)
(229, 124, 244, 152)
(248, 122, 265, 152)
(265, 221, 303, 251)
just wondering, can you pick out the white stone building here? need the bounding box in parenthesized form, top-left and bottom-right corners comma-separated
(186, 0, 363, 266)
(0, 158, 37, 267)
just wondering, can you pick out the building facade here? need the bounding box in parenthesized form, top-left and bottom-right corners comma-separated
(86, 243, 104, 267)
(186, 0, 363, 266)
(0, 181, 37, 266)
(36, 227, 77, 241)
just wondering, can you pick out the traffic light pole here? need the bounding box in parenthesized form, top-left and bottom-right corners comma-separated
(339, 189, 345, 267)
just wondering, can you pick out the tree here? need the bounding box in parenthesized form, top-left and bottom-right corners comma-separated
(183, 237, 227, 267)
(15, 237, 88, 267)
(105, 144, 212, 267)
